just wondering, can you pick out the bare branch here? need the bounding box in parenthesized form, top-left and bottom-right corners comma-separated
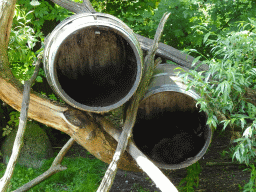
(96, 115, 178, 192)
(136, 34, 209, 72)
(96, 12, 171, 192)
(0, 55, 42, 192)
(82, 0, 96, 13)
(13, 138, 75, 192)
(50, 0, 95, 13)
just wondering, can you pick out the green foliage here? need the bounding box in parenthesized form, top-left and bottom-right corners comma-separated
(113, 0, 256, 56)
(178, 162, 201, 191)
(7, 111, 20, 128)
(1, 111, 20, 137)
(92, 0, 159, 38)
(181, 17, 256, 191)
(181, 19, 256, 129)
(2, 126, 13, 137)
(243, 164, 256, 192)
(11, 167, 36, 190)
(8, 6, 44, 84)
(18, 0, 74, 30)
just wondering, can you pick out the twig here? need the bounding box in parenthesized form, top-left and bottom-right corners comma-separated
(13, 138, 75, 192)
(0, 54, 42, 192)
(96, 12, 171, 192)
(96, 115, 178, 192)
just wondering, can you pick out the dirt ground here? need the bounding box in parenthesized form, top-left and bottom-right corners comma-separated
(61, 125, 251, 192)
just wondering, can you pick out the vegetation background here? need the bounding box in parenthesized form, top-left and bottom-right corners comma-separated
(0, 0, 256, 191)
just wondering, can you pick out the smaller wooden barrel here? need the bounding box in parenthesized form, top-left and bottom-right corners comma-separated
(43, 13, 143, 113)
(132, 64, 212, 169)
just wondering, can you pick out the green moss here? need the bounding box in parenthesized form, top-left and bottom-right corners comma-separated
(1, 121, 53, 168)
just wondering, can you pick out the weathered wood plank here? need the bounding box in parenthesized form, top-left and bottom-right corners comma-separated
(136, 34, 209, 71)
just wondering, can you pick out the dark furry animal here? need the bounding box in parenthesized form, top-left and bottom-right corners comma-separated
(150, 132, 203, 164)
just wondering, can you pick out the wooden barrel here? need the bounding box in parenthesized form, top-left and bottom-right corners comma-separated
(43, 13, 143, 113)
(132, 64, 212, 169)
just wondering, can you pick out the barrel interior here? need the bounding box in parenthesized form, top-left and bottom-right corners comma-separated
(54, 26, 138, 107)
(132, 91, 209, 166)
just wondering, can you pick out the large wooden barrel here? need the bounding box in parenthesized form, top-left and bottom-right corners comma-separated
(43, 13, 143, 113)
(132, 64, 212, 169)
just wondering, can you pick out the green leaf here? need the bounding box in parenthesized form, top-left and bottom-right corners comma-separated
(203, 32, 211, 44)
(243, 126, 253, 138)
(192, 56, 201, 67)
(36, 76, 43, 83)
(221, 119, 230, 130)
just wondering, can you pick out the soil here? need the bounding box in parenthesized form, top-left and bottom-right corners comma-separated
(57, 125, 250, 192)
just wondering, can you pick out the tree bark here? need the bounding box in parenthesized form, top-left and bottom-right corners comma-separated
(245, 87, 256, 107)
(50, 0, 91, 13)
(0, 1, 17, 190)
(136, 34, 209, 71)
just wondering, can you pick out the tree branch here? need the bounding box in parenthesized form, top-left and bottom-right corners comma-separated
(82, 0, 96, 13)
(0, 54, 42, 192)
(136, 34, 209, 72)
(96, 12, 171, 192)
(95, 115, 178, 192)
(13, 138, 75, 192)
(50, 0, 95, 13)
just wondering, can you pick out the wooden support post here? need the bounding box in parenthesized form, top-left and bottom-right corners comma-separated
(0, 55, 42, 192)
(96, 12, 172, 192)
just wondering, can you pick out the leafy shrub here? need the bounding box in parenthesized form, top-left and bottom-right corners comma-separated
(180, 18, 256, 191)
(8, 6, 44, 84)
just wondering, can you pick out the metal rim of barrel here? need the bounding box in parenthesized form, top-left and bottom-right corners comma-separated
(43, 12, 143, 113)
(132, 63, 212, 170)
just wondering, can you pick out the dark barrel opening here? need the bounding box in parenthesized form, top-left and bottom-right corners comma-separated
(132, 91, 210, 168)
(55, 26, 138, 107)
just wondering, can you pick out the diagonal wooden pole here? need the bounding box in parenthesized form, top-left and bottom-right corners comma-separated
(0, 54, 42, 192)
(95, 114, 178, 192)
(96, 12, 171, 192)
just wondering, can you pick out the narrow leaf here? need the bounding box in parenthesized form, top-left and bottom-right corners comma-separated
(203, 32, 211, 44)
(192, 56, 201, 67)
